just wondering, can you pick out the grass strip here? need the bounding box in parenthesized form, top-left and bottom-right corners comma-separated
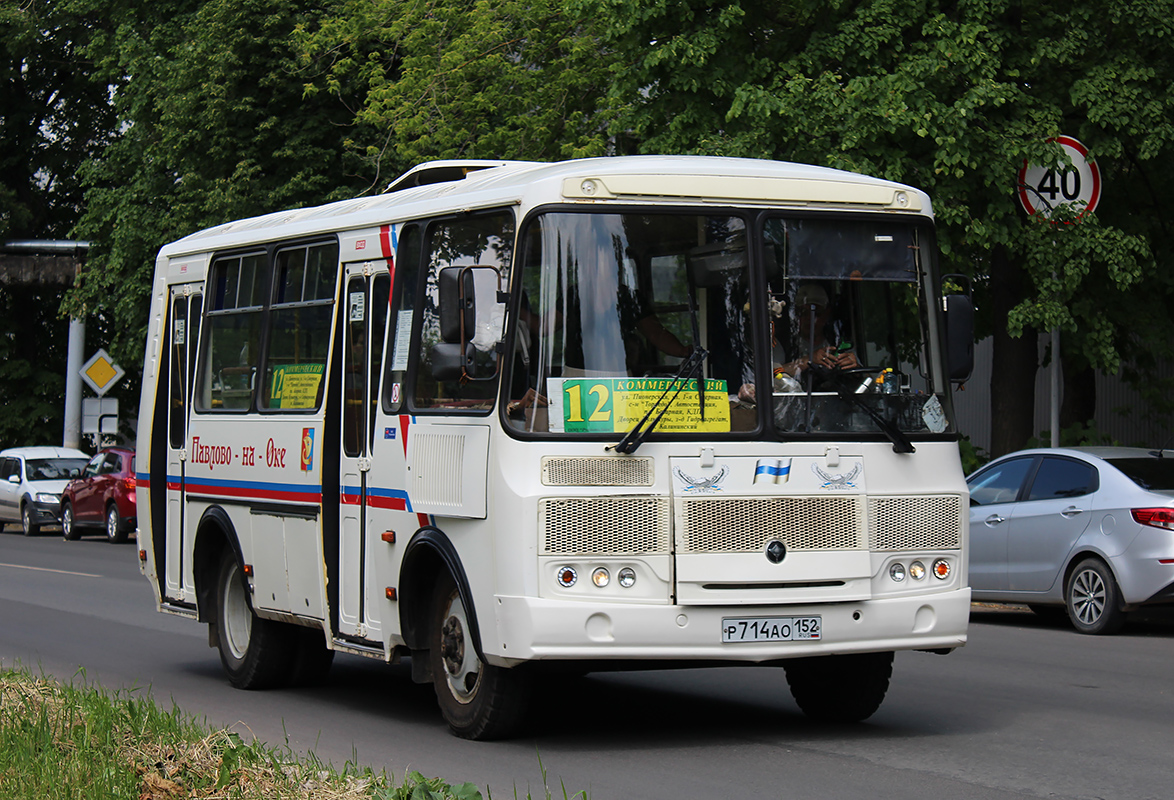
(0, 665, 577, 800)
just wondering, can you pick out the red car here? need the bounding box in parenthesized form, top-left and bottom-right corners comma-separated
(60, 447, 137, 543)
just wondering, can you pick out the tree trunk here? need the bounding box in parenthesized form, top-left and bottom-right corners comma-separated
(989, 245, 1038, 457)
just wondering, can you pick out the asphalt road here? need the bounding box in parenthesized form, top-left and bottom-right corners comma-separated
(2, 527, 1172, 800)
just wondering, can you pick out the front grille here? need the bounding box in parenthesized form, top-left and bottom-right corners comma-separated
(541, 456, 654, 486)
(676, 496, 863, 553)
(868, 495, 963, 551)
(539, 497, 670, 555)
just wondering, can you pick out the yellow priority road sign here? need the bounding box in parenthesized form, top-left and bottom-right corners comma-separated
(80, 348, 125, 396)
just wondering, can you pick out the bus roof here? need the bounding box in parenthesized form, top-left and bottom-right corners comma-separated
(158, 156, 931, 259)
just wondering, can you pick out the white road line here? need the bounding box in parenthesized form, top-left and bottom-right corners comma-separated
(0, 562, 101, 578)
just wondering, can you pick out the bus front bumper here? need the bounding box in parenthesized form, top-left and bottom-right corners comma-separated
(488, 588, 970, 666)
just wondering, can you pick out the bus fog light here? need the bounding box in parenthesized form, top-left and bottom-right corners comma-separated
(909, 561, 926, 581)
(889, 563, 906, 582)
(618, 567, 636, 588)
(933, 559, 951, 580)
(556, 566, 578, 587)
(591, 567, 610, 587)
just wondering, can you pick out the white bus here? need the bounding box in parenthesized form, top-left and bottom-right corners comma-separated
(137, 156, 974, 739)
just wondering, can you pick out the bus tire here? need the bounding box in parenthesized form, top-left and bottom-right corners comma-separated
(428, 572, 528, 740)
(213, 550, 295, 689)
(784, 651, 893, 723)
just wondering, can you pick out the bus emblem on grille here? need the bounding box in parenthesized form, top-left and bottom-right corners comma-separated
(674, 465, 728, 493)
(765, 539, 787, 563)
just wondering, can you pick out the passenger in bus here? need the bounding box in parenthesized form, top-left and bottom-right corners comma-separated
(738, 282, 857, 403)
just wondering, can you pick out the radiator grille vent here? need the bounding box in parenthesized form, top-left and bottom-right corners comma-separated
(676, 496, 863, 553)
(541, 457, 654, 486)
(540, 497, 670, 555)
(868, 495, 963, 551)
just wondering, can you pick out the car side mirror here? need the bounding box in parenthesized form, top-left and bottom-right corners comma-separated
(7, 474, 18, 484)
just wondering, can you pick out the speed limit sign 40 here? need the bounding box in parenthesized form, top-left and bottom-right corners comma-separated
(1017, 135, 1101, 220)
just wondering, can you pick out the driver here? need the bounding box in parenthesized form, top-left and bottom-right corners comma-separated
(738, 282, 858, 403)
(780, 283, 858, 376)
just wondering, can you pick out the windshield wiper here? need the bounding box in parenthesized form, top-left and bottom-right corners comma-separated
(608, 345, 708, 455)
(818, 370, 915, 454)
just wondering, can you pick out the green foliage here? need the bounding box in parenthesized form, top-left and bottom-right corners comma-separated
(958, 434, 989, 476)
(66, 0, 366, 367)
(377, 771, 483, 800)
(295, 0, 614, 181)
(1027, 420, 1118, 450)
(0, 0, 117, 240)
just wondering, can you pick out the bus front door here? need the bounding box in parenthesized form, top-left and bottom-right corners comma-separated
(338, 266, 390, 640)
(165, 285, 202, 603)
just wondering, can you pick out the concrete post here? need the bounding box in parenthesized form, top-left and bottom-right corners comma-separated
(63, 317, 85, 449)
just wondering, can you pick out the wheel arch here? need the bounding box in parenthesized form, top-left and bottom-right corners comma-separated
(399, 526, 483, 661)
(1063, 549, 1120, 592)
(192, 506, 243, 624)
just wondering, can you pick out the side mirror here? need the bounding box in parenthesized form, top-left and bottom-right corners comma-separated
(431, 342, 475, 381)
(439, 268, 475, 344)
(7, 474, 19, 484)
(944, 294, 974, 381)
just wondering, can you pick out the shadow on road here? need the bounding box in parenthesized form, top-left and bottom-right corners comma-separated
(970, 601, 1174, 637)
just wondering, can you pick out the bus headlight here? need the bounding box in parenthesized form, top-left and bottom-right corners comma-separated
(909, 561, 927, 581)
(556, 566, 578, 587)
(933, 559, 952, 580)
(591, 568, 610, 588)
(618, 567, 636, 588)
(889, 563, 906, 582)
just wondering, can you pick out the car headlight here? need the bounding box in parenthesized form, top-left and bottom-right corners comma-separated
(36, 493, 59, 504)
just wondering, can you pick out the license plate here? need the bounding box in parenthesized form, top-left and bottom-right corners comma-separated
(721, 616, 822, 643)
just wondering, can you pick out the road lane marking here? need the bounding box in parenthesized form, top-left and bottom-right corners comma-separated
(0, 562, 101, 578)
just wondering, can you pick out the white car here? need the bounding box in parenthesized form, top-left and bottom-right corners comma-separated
(0, 446, 90, 535)
(967, 446, 1174, 634)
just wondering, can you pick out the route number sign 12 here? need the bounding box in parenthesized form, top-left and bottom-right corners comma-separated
(1017, 135, 1101, 220)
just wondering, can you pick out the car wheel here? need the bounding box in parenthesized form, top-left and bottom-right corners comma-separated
(1066, 558, 1127, 635)
(213, 550, 295, 689)
(429, 572, 529, 739)
(105, 504, 128, 544)
(62, 503, 80, 541)
(21, 504, 39, 536)
(785, 651, 894, 722)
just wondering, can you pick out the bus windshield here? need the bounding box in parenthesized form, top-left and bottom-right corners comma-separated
(506, 210, 953, 440)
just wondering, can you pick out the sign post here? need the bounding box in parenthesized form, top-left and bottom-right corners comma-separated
(1017, 136, 1102, 448)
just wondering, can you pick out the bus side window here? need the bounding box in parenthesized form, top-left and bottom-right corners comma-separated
(261, 242, 338, 411)
(196, 253, 266, 411)
(412, 210, 514, 412)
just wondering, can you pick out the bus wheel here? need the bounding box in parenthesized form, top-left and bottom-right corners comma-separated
(213, 550, 294, 689)
(784, 651, 893, 723)
(428, 573, 528, 740)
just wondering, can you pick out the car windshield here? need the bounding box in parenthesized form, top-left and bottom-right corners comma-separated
(505, 210, 954, 442)
(1108, 458, 1174, 491)
(25, 458, 88, 481)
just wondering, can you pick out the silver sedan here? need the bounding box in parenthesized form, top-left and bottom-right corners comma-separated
(967, 446, 1174, 634)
